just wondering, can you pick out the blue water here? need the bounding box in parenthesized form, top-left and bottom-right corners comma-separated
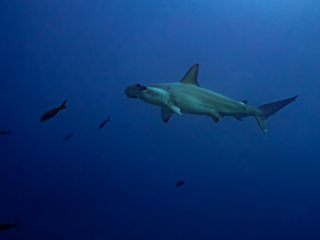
(1, 1, 320, 239)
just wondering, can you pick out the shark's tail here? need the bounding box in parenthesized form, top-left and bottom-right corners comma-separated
(255, 95, 298, 133)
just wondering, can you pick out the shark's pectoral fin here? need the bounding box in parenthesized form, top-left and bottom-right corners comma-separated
(161, 106, 174, 123)
(167, 102, 182, 116)
(210, 112, 224, 123)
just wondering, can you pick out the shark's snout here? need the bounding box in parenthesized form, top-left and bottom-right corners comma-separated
(125, 84, 147, 98)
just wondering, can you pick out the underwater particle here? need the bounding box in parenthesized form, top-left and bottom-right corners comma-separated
(98, 116, 110, 129)
(0, 130, 11, 136)
(176, 181, 185, 187)
(40, 100, 68, 122)
(0, 221, 20, 232)
(63, 132, 74, 141)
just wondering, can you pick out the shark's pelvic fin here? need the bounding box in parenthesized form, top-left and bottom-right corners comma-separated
(255, 95, 298, 133)
(210, 115, 219, 123)
(161, 106, 174, 123)
(180, 64, 200, 87)
(167, 102, 182, 115)
(210, 112, 224, 123)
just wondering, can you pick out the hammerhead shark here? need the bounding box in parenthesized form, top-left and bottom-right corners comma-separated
(125, 64, 298, 133)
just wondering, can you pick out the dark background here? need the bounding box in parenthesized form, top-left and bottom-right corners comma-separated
(1, 0, 320, 239)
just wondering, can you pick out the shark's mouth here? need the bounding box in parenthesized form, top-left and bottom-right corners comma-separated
(125, 84, 147, 98)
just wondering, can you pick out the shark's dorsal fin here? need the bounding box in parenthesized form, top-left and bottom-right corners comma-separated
(241, 100, 248, 105)
(180, 64, 200, 87)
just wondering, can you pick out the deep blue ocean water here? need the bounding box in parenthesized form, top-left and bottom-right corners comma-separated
(1, 1, 320, 239)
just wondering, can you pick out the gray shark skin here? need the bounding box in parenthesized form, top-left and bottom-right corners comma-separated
(125, 64, 298, 133)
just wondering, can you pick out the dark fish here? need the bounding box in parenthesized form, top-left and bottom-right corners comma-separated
(0, 221, 20, 232)
(176, 181, 185, 187)
(63, 132, 74, 141)
(121, 124, 131, 127)
(98, 116, 110, 129)
(0, 130, 11, 136)
(40, 100, 68, 122)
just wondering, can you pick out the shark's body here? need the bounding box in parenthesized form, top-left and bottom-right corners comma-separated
(125, 64, 298, 133)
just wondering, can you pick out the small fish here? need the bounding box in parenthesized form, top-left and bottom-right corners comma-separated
(0, 130, 11, 136)
(40, 100, 68, 122)
(176, 181, 185, 187)
(63, 132, 74, 141)
(0, 221, 20, 232)
(98, 116, 110, 129)
(121, 123, 131, 127)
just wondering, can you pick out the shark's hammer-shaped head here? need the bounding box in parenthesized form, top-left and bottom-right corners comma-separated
(125, 84, 148, 98)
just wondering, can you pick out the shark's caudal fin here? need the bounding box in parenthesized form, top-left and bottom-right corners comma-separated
(255, 95, 298, 133)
